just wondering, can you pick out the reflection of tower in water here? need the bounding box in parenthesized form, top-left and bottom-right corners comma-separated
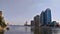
(25, 21, 28, 32)
(25, 26, 27, 32)
(34, 28, 40, 34)
(33, 27, 53, 34)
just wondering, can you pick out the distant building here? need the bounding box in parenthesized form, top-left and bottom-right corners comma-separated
(34, 15, 40, 28)
(40, 11, 45, 26)
(24, 21, 28, 26)
(31, 20, 34, 26)
(52, 21, 57, 27)
(45, 8, 51, 25)
(52, 21, 57, 25)
(31, 20, 34, 30)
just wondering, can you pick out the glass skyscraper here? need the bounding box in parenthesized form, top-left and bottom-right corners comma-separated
(45, 8, 51, 25)
(40, 8, 51, 25)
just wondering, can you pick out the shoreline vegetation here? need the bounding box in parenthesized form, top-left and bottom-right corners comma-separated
(0, 11, 7, 32)
(0, 20, 7, 32)
(0, 21, 7, 32)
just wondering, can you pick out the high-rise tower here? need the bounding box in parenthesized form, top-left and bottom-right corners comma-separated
(45, 8, 51, 25)
(34, 15, 40, 28)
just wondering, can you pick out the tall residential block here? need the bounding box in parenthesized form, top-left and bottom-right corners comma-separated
(40, 11, 45, 25)
(31, 20, 34, 26)
(45, 8, 51, 25)
(31, 20, 34, 30)
(34, 15, 40, 28)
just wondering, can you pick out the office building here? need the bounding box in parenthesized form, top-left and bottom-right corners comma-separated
(40, 11, 45, 26)
(34, 15, 40, 28)
(31, 20, 34, 30)
(45, 8, 51, 25)
(31, 20, 34, 26)
(40, 8, 51, 26)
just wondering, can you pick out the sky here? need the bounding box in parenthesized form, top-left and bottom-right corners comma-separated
(0, 0, 60, 25)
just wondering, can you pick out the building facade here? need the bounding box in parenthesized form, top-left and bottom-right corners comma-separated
(40, 8, 51, 26)
(31, 20, 34, 26)
(31, 20, 34, 30)
(34, 15, 40, 28)
(45, 8, 51, 25)
(40, 11, 45, 25)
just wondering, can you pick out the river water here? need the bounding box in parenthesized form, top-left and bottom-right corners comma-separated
(0, 25, 60, 34)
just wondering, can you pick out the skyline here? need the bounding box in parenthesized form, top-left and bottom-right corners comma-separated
(0, 0, 60, 25)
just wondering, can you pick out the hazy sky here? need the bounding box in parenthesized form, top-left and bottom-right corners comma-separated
(0, 0, 60, 25)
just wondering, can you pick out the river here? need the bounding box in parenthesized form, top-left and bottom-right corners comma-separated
(0, 25, 60, 34)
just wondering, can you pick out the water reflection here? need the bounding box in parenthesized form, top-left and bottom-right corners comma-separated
(25, 26, 27, 32)
(0, 26, 60, 34)
(33, 27, 60, 34)
(40, 27, 52, 34)
(34, 28, 40, 34)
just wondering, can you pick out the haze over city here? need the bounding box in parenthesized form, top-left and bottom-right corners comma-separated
(0, 0, 60, 25)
